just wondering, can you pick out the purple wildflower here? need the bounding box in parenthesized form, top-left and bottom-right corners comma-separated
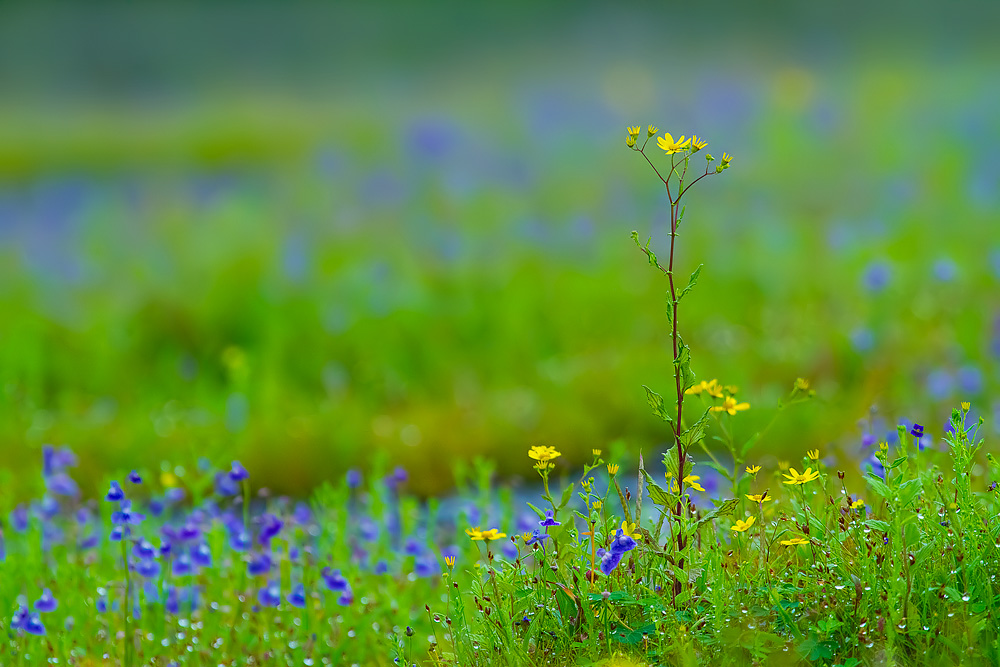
(287, 583, 307, 608)
(35, 588, 58, 613)
(539, 510, 560, 527)
(229, 461, 249, 482)
(106, 481, 125, 502)
(257, 582, 281, 608)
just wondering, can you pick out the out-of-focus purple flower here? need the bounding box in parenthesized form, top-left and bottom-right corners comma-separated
(404, 538, 423, 556)
(861, 433, 877, 448)
(134, 539, 156, 559)
(539, 510, 560, 527)
(11, 505, 29, 532)
(79, 533, 99, 550)
(191, 543, 212, 568)
(287, 583, 307, 609)
(926, 370, 954, 400)
(148, 500, 165, 517)
(111, 500, 145, 526)
(862, 261, 891, 292)
(247, 552, 272, 577)
(933, 258, 957, 282)
(165, 488, 185, 504)
(173, 554, 193, 576)
(257, 514, 283, 546)
(359, 517, 379, 542)
(23, 612, 46, 636)
(229, 530, 251, 552)
(109, 526, 124, 542)
(321, 567, 349, 592)
(229, 461, 249, 482)
(136, 558, 161, 578)
(35, 588, 57, 612)
(957, 365, 983, 394)
(11, 605, 29, 630)
(414, 552, 439, 578)
(214, 472, 239, 497)
(257, 582, 281, 608)
(96, 596, 108, 614)
(850, 327, 875, 353)
(106, 481, 125, 502)
(346, 469, 362, 489)
(34, 496, 60, 521)
(293, 502, 312, 525)
(405, 117, 460, 162)
(165, 586, 179, 615)
(501, 541, 519, 560)
(128, 470, 142, 484)
(392, 466, 408, 485)
(46, 473, 79, 497)
(373, 560, 389, 575)
(178, 521, 201, 542)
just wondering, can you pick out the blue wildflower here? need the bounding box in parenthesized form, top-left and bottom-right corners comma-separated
(214, 471, 239, 497)
(164, 488, 185, 504)
(134, 540, 156, 559)
(136, 558, 162, 578)
(957, 365, 983, 394)
(287, 583, 307, 609)
(862, 261, 891, 292)
(128, 470, 142, 484)
(191, 542, 212, 568)
(910, 423, 924, 439)
(106, 481, 125, 502)
(346, 469, 362, 489)
(111, 500, 145, 526)
(179, 521, 201, 542)
(23, 612, 46, 636)
(165, 586, 179, 615)
(229, 461, 249, 482)
(933, 258, 957, 282)
(321, 567, 349, 592)
(501, 541, 519, 560)
(96, 595, 108, 614)
(35, 588, 58, 612)
(173, 554, 194, 576)
(257, 513, 283, 546)
(404, 538, 423, 556)
(229, 530, 251, 552)
(109, 526, 124, 542)
(247, 552, 272, 577)
(539, 510, 560, 527)
(414, 553, 439, 578)
(46, 473, 79, 497)
(257, 582, 281, 608)
(10, 505, 28, 532)
(373, 560, 389, 575)
(293, 502, 312, 525)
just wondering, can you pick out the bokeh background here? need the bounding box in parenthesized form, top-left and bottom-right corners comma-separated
(1, 2, 998, 499)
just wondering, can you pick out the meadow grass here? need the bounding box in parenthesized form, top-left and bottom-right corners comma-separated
(2, 125, 998, 666)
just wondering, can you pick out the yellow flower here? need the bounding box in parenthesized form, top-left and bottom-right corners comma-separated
(878, 442, 889, 454)
(746, 465, 761, 475)
(778, 460, 790, 471)
(592, 500, 602, 511)
(160, 472, 178, 488)
(690, 136, 707, 152)
(746, 492, 770, 504)
(626, 135, 637, 148)
(528, 445, 562, 463)
(685, 379, 723, 398)
(724, 385, 738, 396)
(780, 537, 809, 546)
(961, 402, 970, 411)
(721, 152, 733, 166)
(782, 467, 820, 486)
(731, 516, 755, 532)
(607, 463, 620, 476)
(669, 475, 705, 493)
(850, 499, 865, 509)
(466, 527, 506, 542)
(620, 521, 640, 539)
(794, 378, 810, 390)
(445, 556, 456, 567)
(647, 125, 658, 137)
(710, 396, 750, 416)
(592, 449, 602, 457)
(806, 449, 820, 461)
(522, 532, 533, 543)
(657, 132, 692, 154)
(627, 125, 641, 138)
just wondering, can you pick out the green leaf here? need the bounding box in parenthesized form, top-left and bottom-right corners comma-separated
(525, 502, 546, 520)
(865, 519, 890, 533)
(558, 483, 575, 509)
(665, 297, 674, 325)
(865, 474, 892, 500)
(695, 498, 740, 527)
(678, 264, 703, 301)
(641, 469, 674, 507)
(897, 478, 922, 507)
(674, 335, 696, 392)
(679, 407, 713, 450)
(642, 385, 675, 430)
(888, 456, 907, 470)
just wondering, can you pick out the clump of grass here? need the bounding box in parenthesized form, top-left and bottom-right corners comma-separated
(1, 125, 998, 666)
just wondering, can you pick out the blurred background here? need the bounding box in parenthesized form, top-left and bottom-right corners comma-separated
(1, 1, 998, 499)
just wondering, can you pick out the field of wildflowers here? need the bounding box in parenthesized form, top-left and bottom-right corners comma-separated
(3, 121, 999, 666)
